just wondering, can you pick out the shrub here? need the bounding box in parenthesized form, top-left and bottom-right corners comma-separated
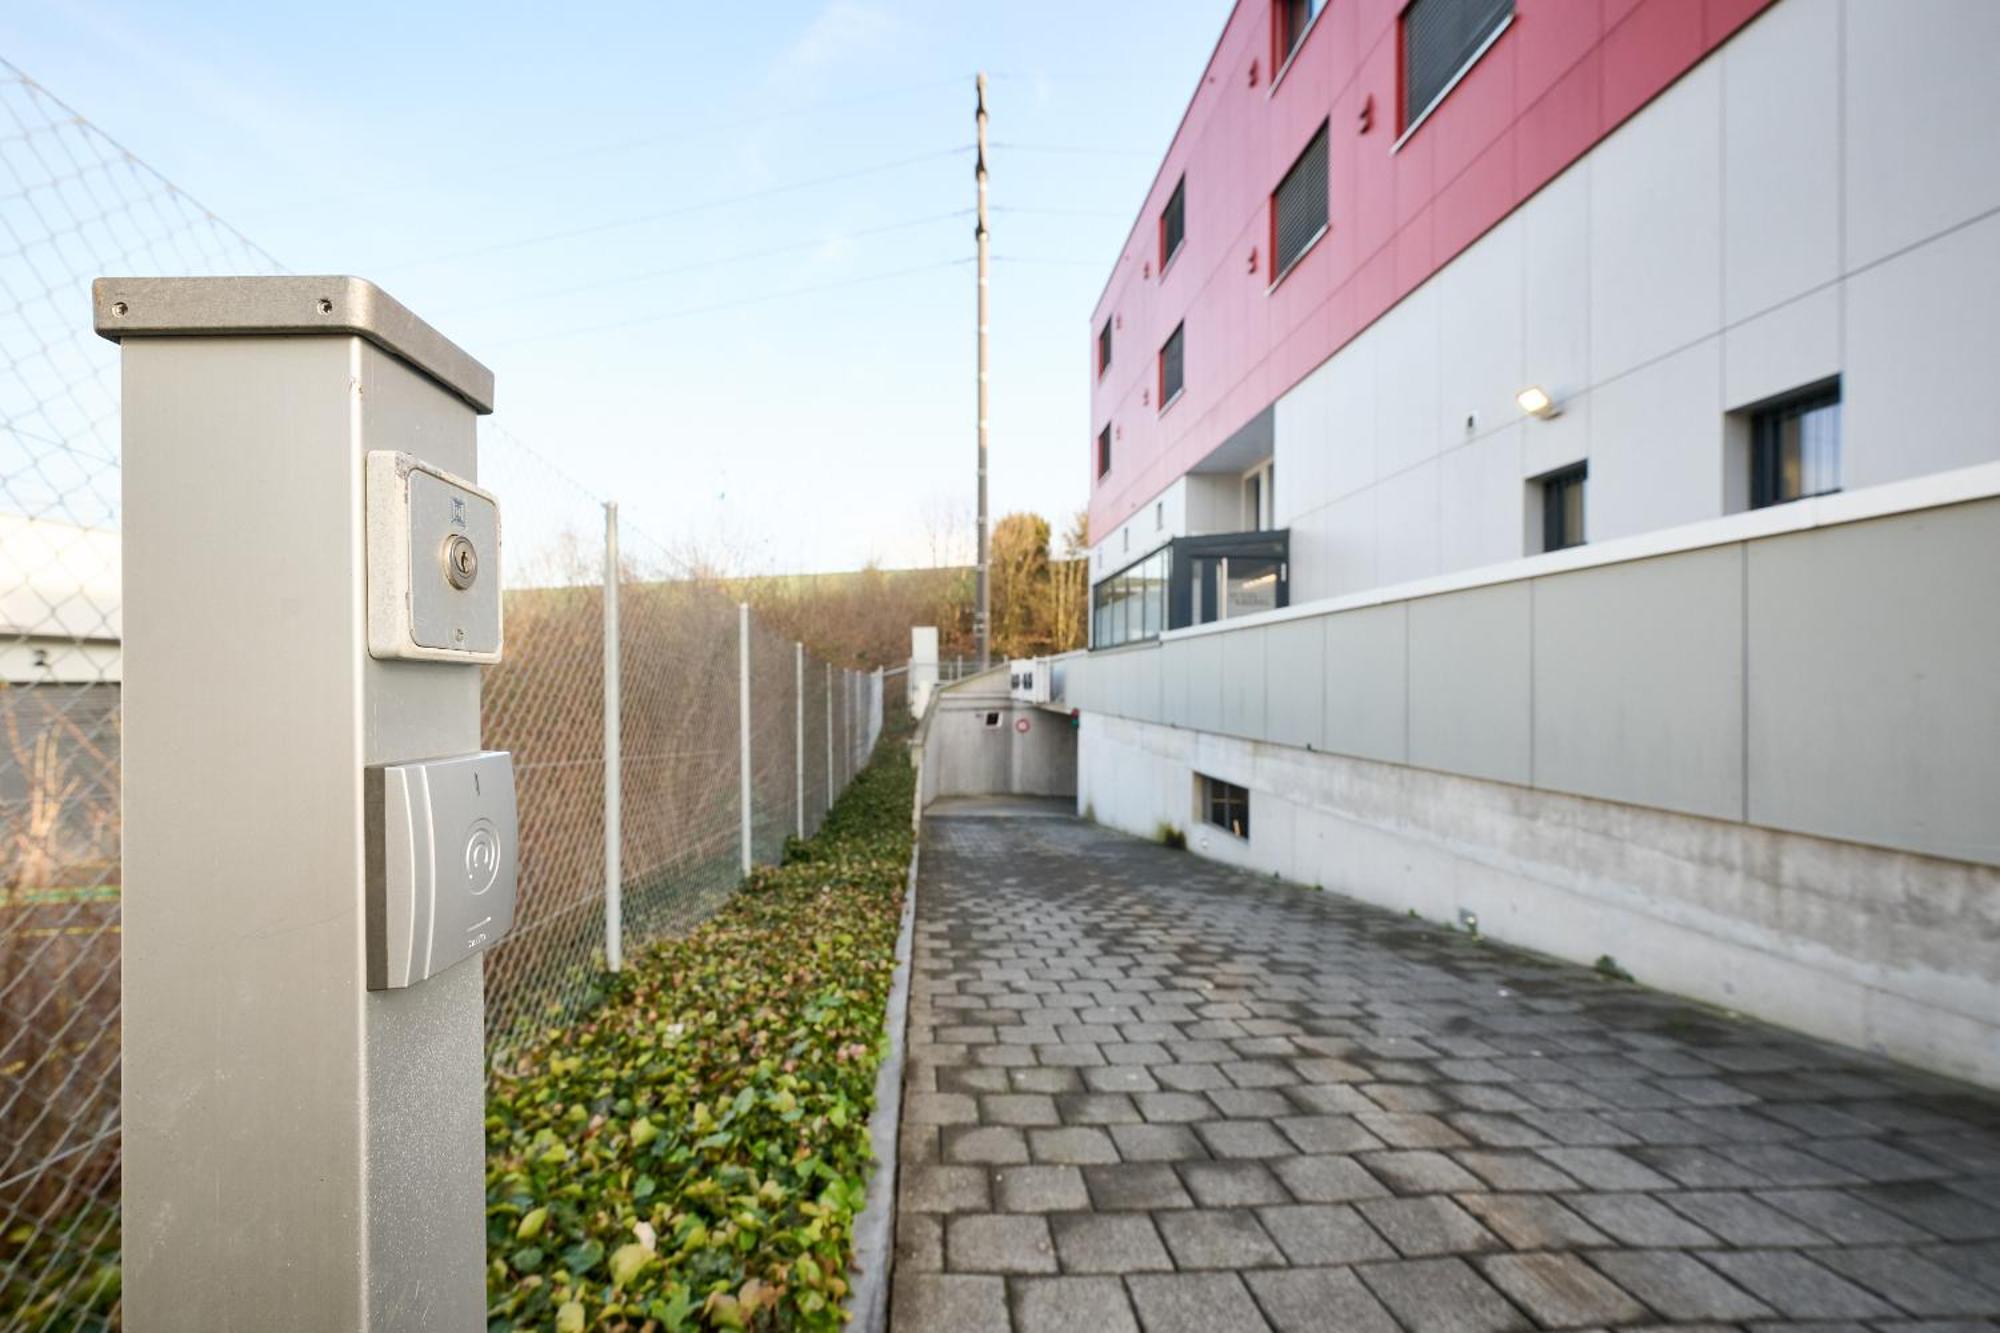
(484, 743, 914, 1331)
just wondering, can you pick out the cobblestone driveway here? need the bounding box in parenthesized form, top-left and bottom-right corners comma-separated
(890, 804, 2000, 1333)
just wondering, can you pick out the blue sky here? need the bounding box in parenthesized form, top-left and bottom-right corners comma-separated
(2, 0, 1224, 574)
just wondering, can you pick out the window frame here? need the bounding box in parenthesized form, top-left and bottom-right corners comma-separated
(1395, 0, 1515, 152)
(1750, 380, 1843, 510)
(1269, 121, 1331, 290)
(1096, 425, 1112, 482)
(1199, 774, 1251, 840)
(1097, 319, 1112, 379)
(1158, 322, 1186, 412)
(1159, 176, 1187, 274)
(1272, 0, 1327, 88)
(1537, 462, 1587, 554)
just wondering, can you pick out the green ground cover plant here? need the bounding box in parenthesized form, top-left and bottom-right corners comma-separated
(484, 738, 914, 1332)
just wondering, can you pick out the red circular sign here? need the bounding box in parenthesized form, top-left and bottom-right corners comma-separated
(1014, 716, 1031, 733)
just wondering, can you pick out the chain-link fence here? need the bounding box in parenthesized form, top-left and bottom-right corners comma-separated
(0, 59, 886, 1332)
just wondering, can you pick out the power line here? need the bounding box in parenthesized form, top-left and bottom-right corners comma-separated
(495, 257, 972, 347)
(990, 141, 1149, 158)
(444, 209, 972, 316)
(993, 204, 1129, 219)
(385, 145, 974, 273)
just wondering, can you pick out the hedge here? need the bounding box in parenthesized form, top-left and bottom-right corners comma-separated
(483, 735, 913, 1332)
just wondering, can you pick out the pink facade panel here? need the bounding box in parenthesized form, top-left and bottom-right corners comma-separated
(1086, 0, 1777, 543)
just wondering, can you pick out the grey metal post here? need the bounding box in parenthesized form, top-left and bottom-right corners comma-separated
(825, 661, 834, 802)
(603, 501, 622, 971)
(794, 642, 806, 840)
(106, 276, 494, 1329)
(739, 601, 753, 876)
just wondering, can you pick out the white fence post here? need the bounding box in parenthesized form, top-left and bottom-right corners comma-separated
(603, 501, 622, 971)
(739, 602, 753, 876)
(794, 642, 806, 840)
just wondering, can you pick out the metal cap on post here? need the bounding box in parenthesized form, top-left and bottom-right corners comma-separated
(103, 276, 499, 1330)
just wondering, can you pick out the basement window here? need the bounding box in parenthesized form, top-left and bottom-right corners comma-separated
(1201, 775, 1251, 839)
(984, 711, 1002, 729)
(1535, 463, 1586, 553)
(1751, 380, 1842, 508)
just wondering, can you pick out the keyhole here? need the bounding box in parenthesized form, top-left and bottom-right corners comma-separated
(442, 533, 478, 589)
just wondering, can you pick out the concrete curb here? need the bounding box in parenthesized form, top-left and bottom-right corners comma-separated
(844, 745, 924, 1333)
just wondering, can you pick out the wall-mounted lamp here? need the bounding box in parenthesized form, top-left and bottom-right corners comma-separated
(1516, 385, 1561, 420)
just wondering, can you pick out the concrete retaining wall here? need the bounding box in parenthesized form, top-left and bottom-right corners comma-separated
(918, 669, 1076, 808)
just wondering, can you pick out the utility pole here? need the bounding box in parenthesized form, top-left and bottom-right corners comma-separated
(974, 71, 991, 670)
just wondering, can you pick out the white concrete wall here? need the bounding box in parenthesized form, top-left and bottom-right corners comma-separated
(1151, 0, 2000, 605)
(1078, 711, 2000, 1090)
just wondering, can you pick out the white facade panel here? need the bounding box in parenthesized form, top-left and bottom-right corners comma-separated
(1438, 427, 1525, 573)
(1372, 458, 1443, 588)
(1843, 0, 2000, 269)
(1723, 0, 1841, 322)
(1723, 285, 1841, 413)
(1587, 339, 1724, 543)
(1521, 167, 1592, 410)
(1371, 283, 1442, 482)
(1589, 60, 1723, 381)
(1436, 214, 1526, 447)
(1843, 210, 2000, 490)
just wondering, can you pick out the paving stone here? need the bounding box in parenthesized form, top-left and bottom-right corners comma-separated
(1457, 1192, 1613, 1249)
(897, 1210, 943, 1272)
(1127, 1273, 1272, 1333)
(1010, 1276, 1141, 1333)
(1274, 1114, 1384, 1154)
(1720, 1143, 1864, 1185)
(1356, 1256, 1529, 1333)
(1359, 1195, 1504, 1257)
(1208, 1088, 1298, 1119)
(1664, 1190, 1831, 1245)
(1758, 1188, 1931, 1243)
(1362, 1082, 1452, 1113)
(946, 1213, 1059, 1274)
(1480, 1251, 1648, 1328)
(982, 1093, 1062, 1126)
(1223, 1060, 1299, 1088)
(1108, 1122, 1209, 1161)
(1359, 1111, 1473, 1148)
(1101, 1041, 1171, 1066)
(1133, 1091, 1212, 1122)
(993, 1165, 1090, 1213)
(889, 1273, 1010, 1333)
(1196, 1119, 1294, 1159)
(1271, 1152, 1391, 1202)
(1179, 1159, 1292, 1207)
(1026, 1126, 1121, 1165)
(1246, 1266, 1401, 1333)
(1586, 1250, 1774, 1321)
(1155, 1208, 1289, 1269)
(1256, 1203, 1397, 1264)
(1077, 1064, 1157, 1095)
(1535, 1146, 1676, 1190)
(1568, 1192, 1721, 1247)
(903, 1164, 994, 1214)
(1012, 1066, 1086, 1093)
(1053, 1092, 1141, 1125)
(1813, 1245, 2000, 1316)
(1359, 1149, 1485, 1194)
(1153, 1062, 1232, 1092)
(1283, 1082, 1379, 1114)
(1859, 1180, 2000, 1239)
(1082, 1162, 1193, 1211)
(943, 1125, 1030, 1165)
(1699, 1249, 1896, 1319)
(940, 1066, 1013, 1094)
(1047, 1211, 1173, 1273)
(1454, 1149, 1581, 1191)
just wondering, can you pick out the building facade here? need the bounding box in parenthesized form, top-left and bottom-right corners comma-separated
(1067, 0, 2000, 1086)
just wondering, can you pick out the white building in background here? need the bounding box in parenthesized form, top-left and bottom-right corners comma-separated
(0, 513, 120, 683)
(1062, 0, 2000, 1088)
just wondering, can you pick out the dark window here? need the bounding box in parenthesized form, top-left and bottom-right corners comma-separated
(1751, 381, 1842, 508)
(1096, 426, 1111, 480)
(1271, 123, 1329, 279)
(1540, 463, 1586, 553)
(1159, 323, 1185, 406)
(1402, 0, 1513, 132)
(1202, 775, 1251, 839)
(1161, 177, 1186, 269)
(1097, 319, 1111, 377)
(1277, 0, 1325, 66)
